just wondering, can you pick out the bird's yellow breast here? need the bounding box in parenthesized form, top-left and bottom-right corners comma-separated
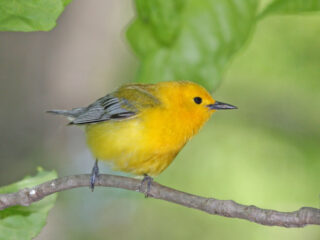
(85, 104, 210, 176)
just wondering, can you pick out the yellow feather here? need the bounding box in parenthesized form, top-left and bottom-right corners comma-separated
(86, 81, 217, 176)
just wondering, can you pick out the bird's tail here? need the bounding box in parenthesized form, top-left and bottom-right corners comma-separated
(46, 108, 85, 121)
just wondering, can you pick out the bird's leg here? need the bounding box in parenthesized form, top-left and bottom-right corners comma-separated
(90, 159, 99, 192)
(139, 174, 153, 198)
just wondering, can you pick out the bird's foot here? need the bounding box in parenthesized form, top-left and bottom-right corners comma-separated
(90, 159, 99, 192)
(139, 174, 153, 198)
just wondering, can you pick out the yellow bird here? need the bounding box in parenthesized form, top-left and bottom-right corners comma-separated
(48, 81, 236, 192)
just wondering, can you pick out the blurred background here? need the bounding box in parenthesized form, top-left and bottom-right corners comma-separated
(0, 0, 319, 239)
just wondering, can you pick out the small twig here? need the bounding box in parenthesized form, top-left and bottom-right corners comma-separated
(0, 174, 319, 227)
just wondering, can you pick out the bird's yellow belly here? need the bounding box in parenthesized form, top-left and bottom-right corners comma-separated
(85, 115, 184, 176)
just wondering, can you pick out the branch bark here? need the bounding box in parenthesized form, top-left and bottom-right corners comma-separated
(0, 174, 319, 227)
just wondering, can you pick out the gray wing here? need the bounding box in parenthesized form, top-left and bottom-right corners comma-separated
(70, 94, 136, 125)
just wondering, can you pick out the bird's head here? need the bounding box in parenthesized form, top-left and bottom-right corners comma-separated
(156, 81, 237, 130)
(158, 81, 236, 112)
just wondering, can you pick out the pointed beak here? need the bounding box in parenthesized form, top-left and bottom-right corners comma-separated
(207, 101, 237, 110)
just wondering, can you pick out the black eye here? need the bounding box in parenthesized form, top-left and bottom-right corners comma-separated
(194, 97, 202, 104)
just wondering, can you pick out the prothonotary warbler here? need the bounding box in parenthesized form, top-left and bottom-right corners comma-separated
(48, 81, 237, 193)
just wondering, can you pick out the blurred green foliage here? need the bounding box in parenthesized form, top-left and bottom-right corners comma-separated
(0, 169, 57, 240)
(127, 0, 320, 91)
(0, 0, 71, 31)
(260, 0, 320, 17)
(127, 0, 258, 90)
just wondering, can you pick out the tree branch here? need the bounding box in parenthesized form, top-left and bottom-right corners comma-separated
(0, 174, 319, 227)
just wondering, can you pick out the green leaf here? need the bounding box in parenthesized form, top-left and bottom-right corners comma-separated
(260, 0, 320, 18)
(0, 0, 72, 32)
(0, 168, 58, 240)
(63, 0, 73, 7)
(134, 0, 185, 45)
(127, 0, 259, 91)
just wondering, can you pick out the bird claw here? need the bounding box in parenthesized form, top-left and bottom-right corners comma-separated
(90, 159, 99, 192)
(139, 174, 153, 198)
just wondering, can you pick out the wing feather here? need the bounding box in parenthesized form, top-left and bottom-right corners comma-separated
(71, 95, 135, 124)
(71, 84, 160, 125)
